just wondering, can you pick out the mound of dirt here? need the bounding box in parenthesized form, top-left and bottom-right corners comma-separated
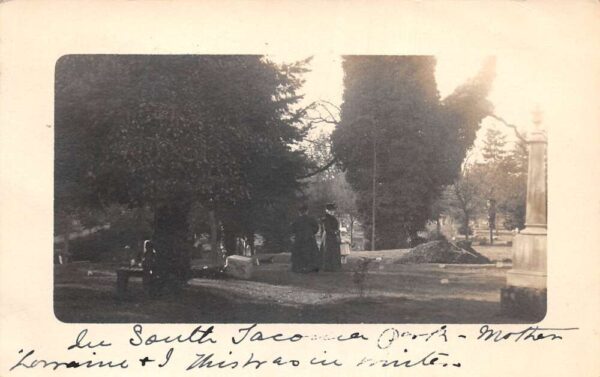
(396, 240, 491, 264)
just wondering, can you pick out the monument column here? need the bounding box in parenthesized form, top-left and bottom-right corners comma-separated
(501, 109, 547, 320)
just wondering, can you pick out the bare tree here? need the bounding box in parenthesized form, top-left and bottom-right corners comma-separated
(445, 153, 485, 240)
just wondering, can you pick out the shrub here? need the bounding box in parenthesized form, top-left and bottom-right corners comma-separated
(352, 258, 374, 297)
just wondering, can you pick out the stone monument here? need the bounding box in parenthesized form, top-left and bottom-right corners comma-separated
(224, 255, 256, 280)
(501, 108, 547, 320)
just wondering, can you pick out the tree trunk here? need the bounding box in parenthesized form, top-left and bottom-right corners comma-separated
(153, 202, 191, 288)
(223, 225, 237, 256)
(465, 214, 470, 241)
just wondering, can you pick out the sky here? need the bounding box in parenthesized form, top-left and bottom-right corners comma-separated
(269, 54, 547, 160)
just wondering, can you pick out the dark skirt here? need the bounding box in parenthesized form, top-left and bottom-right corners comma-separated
(320, 233, 341, 272)
(291, 237, 320, 273)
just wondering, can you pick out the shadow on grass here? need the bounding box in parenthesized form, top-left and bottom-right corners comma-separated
(54, 284, 528, 324)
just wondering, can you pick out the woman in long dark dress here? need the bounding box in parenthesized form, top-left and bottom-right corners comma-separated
(290, 204, 320, 273)
(320, 203, 342, 272)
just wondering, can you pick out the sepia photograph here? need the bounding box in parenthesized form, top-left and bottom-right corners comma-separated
(53, 54, 547, 324)
(2, 1, 599, 375)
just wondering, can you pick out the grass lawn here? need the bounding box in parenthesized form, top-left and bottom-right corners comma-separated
(54, 244, 528, 323)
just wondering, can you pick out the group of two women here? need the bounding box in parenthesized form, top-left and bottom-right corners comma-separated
(290, 203, 342, 273)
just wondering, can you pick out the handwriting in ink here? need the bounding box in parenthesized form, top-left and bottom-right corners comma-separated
(243, 352, 268, 369)
(272, 356, 300, 366)
(310, 351, 343, 367)
(336, 332, 369, 341)
(186, 352, 240, 370)
(10, 349, 128, 371)
(356, 351, 460, 368)
(231, 324, 303, 345)
(377, 326, 448, 349)
(159, 347, 174, 367)
(67, 329, 112, 350)
(185, 351, 302, 370)
(129, 324, 216, 346)
(478, 325, 579, 342)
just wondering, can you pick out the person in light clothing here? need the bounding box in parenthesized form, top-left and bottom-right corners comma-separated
(339, 226, 351, 264)
(320, 203, 342, 272)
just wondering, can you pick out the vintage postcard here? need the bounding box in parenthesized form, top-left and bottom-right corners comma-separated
(1, 1, 599, 376)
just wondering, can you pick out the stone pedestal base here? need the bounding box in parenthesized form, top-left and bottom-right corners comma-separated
(501, 229, 547, 321)
(500, 286, 547, 321)
(506, 232, 546, 287)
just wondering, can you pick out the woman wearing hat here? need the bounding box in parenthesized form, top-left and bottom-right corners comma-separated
(320, 203, 342, 271)
(290, 204, 320, 273)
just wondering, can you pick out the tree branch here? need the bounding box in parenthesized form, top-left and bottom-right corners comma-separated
(297, 157, 338, 180)
(317, 101, 341, 121)
(488, 114, 527, 143)
(306, 117, 339, 126)
(304, 100, 341, 127)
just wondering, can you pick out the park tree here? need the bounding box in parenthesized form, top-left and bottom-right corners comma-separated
(442, 163, 487, 240)
(302, 131, 360, 245)
(438, 134, 528, 238)
(494, 137, 528, 230)
(55, 55, 312, 274)
(304, 131, 340, 181)
(214, 59, 313, 255)
(302, 132, 341, 214)
(482, 127, 508, 163)
(476, 126, 528, 232)
(332, 56, 495, 249)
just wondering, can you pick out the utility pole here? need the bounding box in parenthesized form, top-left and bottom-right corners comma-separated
(371, 123, 377, 251)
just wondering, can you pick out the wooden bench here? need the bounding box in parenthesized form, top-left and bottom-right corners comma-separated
(116, 267, 144, 298)
(115, 265, 228, 299)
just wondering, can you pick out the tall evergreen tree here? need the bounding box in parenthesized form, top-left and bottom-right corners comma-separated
(332, 56, 494, 249)
(55, 55, 311, 271)
(481, 127, 508, 163)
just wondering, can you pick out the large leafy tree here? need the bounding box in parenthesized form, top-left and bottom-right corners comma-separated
(442, 163, 487, 239)
(331, 56, 495, 249)
(480, 133, 528, 231)
(436, 135, 528, 239)
(55, 55, 311, 267)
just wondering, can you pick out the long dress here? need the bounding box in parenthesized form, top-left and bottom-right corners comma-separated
(290, 214, 320, 273)
(320, 213, 342, 272)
